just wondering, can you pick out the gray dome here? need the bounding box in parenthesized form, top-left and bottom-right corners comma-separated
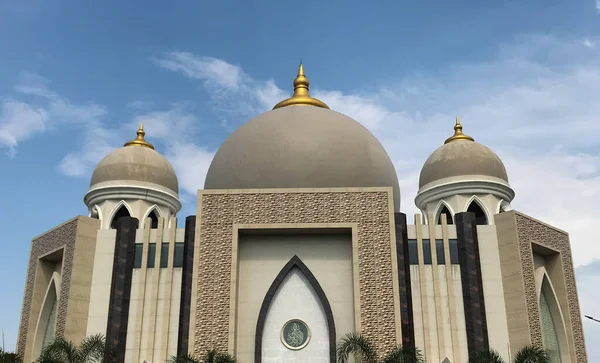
(90, 144, 179, 194)
(204, 105, 401, 210)
(419, 139, 508, 189)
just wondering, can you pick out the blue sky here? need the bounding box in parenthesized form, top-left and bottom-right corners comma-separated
(2, 0, 600, 358)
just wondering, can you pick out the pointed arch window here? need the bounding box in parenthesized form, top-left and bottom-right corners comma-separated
(436, 205, 453, 225)
(110, 205, 131, 229)
(540, 280, 564, 363)
(255, 256, 336, 363)
(467, 201, 488, 225)
(148, 210, 159, 229)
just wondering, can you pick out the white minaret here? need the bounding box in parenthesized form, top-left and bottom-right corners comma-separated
(84, 123, 181, 229)
(414, 117, 514, 225)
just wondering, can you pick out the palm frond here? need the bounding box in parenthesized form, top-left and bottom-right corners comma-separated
(38, 337, 77, 363)
(169, 353, 200, 363)
(382, 345, 425, 363)
(76, 334, 107, 363)
(336, 332, 378, 363)
(468, 348, 505, 363)
(513, 345, 550, 363)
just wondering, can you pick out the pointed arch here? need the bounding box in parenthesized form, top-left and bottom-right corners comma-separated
(434, 200, 454, 225)
(465, 196, 489, 225)
(142, 204, 162, 229)
(109, 200, 133, 229)
(32, 272, 61, 358)
(535, 270, 571, 363)
(255, 255, 336, 363)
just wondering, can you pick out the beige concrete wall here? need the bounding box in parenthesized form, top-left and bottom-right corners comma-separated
(476, 225, 511, 361)
(124, 217, 184, 363)
(62, 217, 102, 343)
(234, 233, 355, 363)
(408, 216, 467, 363)
(86, 229, 118, 336)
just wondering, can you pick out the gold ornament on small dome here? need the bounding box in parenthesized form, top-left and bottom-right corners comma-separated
(444, 116, 475, 144)
(273, 63, 330, 110)
(124, 122, 155, 149)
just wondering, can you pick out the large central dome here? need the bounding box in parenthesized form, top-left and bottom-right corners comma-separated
(203, 65, 401, 210)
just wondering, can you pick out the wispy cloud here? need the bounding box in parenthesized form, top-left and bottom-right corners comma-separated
(0, 72, 107, 160)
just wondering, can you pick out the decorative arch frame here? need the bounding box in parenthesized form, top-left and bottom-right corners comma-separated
(534, 267, 572, 362)
(464, 195, 491, 225)
(254, 255, 336, 363)
(141, 204, 163, 229)
(31, 272, 61, 359)
(434, 199, 455, 225)
(107, 200, 134, 229)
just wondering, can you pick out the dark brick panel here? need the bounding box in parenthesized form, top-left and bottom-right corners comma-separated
(394, 212, 415, 347)
(177, 215, 196, 357)
(255, 255, 336, 363)
(455, 212, 489, 356)
(105, 217, 139, 363)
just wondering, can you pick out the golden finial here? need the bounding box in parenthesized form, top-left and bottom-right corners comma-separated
(273, 63, 330, 109)
(444, 116, 475, 144)
(124, 122, 155, 149)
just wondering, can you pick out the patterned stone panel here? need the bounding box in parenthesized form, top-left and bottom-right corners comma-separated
(194, 190, 397, 357)
(17, 218, 78, 357)
(514, 213, 587, 363)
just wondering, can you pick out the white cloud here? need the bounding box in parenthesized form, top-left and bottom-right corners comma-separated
(130, 105, 215, 195)
(0, 100, 47, 157)
(596, 0, 600, 13)
(154, 52, 245, 91)
(0, 73, 107, 160)
(583, 37, 595, 49)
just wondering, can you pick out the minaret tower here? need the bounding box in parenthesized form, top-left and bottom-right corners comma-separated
(414, 117, 514, 225)
(84, 124, 181, 229)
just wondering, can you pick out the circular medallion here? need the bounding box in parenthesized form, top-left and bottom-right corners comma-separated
(280, 319, 311, 350)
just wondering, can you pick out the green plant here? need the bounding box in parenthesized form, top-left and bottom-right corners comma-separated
(169, 349, 237, 363)
(337, 332, 425, 363)
(37, 334, 115, 363)
(0, 348, 22, 363)
(468, 345, 550, 363)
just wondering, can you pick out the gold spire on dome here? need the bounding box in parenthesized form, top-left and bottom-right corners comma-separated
(444, 116, 475, 144)
(272, 63, 330, 110)
(124, 122, 155, 149)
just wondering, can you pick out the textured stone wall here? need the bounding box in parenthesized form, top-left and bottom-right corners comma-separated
(17, 218, 78, 358)
(194, 190, 397, 357)
(514, 213, 588, 363)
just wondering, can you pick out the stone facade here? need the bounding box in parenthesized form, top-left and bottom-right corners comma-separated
(193, 188, 399, 357)
(17, 218, 78, 360)
(514, 213, 587, 363)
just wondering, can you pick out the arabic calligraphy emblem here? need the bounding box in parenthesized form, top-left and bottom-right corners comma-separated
(281, 319, 310, 350)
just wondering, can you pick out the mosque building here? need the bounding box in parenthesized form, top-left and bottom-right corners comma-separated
(16, 65, 587, 363)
